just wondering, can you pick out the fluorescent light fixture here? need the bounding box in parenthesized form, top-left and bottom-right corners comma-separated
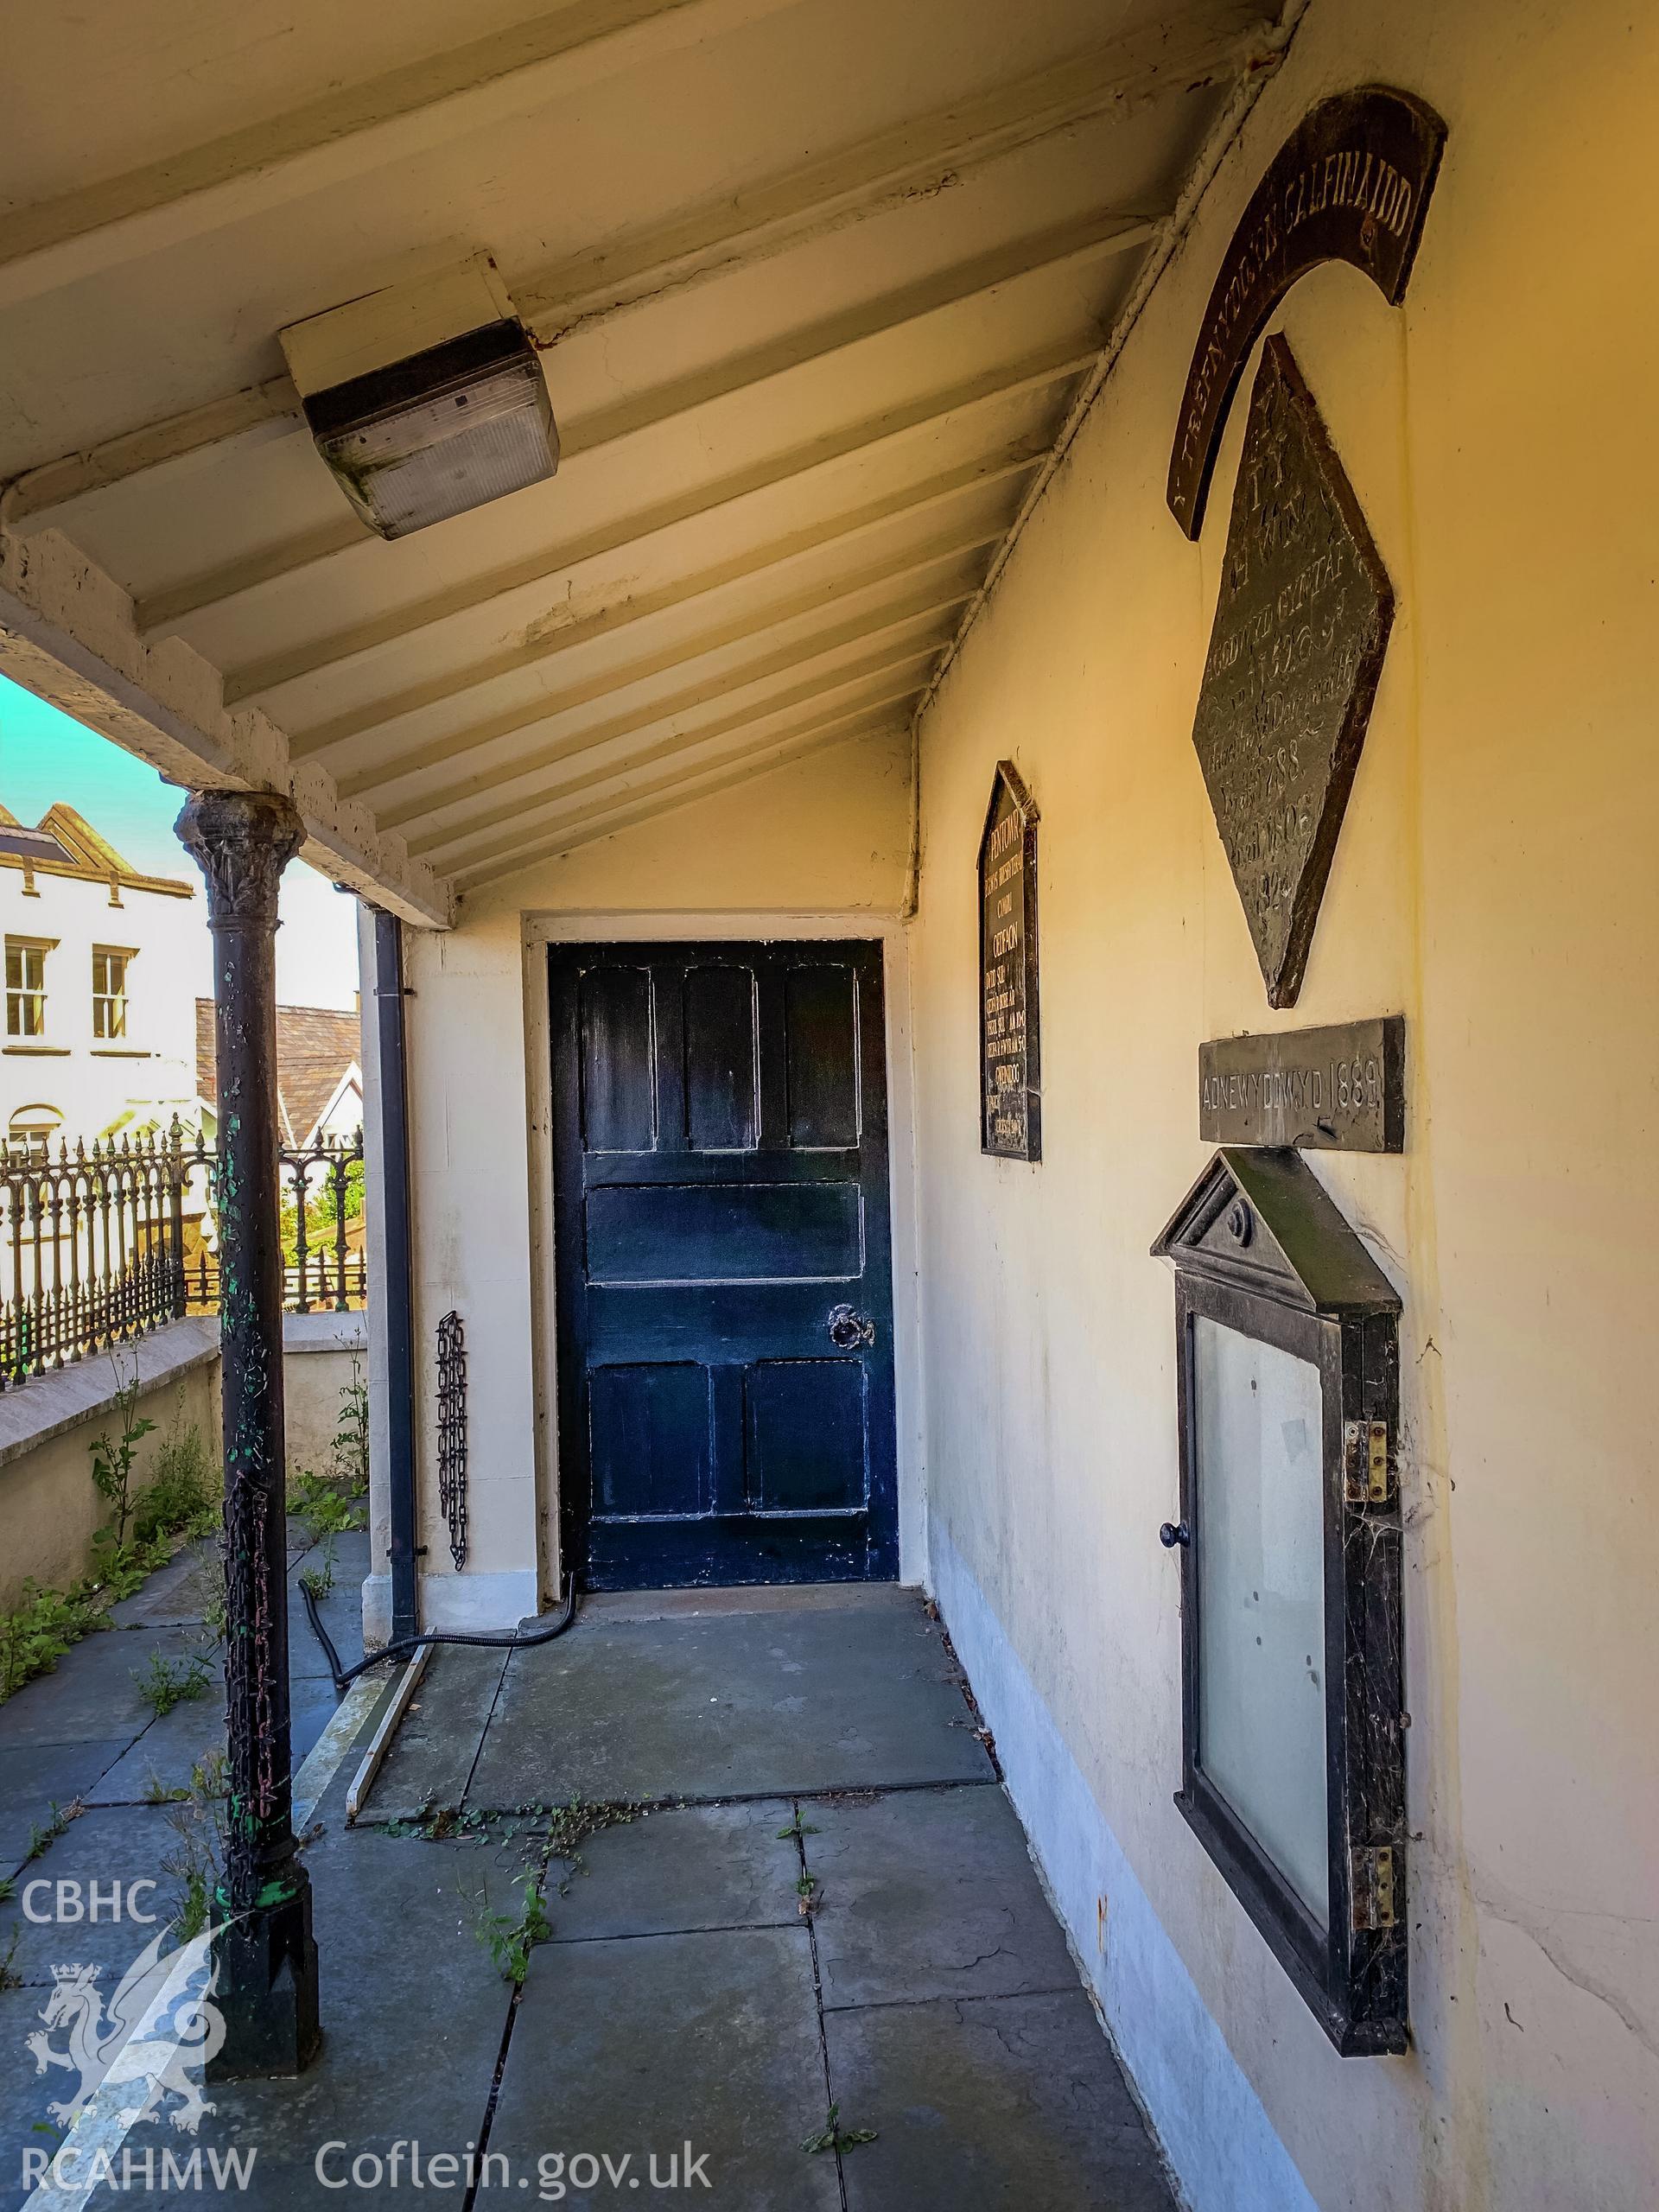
(301, 319, 558, 539)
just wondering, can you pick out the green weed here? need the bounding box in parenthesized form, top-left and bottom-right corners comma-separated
(0, 1582, 105, 1700)
(801, 2104, 878, 2155)
(132, 1426, 217, 1547)
(473, 1872, 553, 1987)
(288, 1470, 366, 1540)
(162, 1753, 228, 1939)
(134, 1649, 213, 1719)
(298, 1535, 338, 1601)
(88, 1359, 156, 1550)
(23, 1802, 79, 1862)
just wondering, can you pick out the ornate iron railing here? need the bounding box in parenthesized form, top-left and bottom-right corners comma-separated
(181, 1127, 367, 1319)
(0, 1121, 365, 1388)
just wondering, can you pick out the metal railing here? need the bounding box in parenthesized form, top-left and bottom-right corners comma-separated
(0, 1121, 365, 1389)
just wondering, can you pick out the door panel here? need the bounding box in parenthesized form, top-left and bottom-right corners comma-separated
(584, 1182, 861, 1284)
(745, 1360, 867, 1512)
(784, 963, 860, 1144)
(588, 1363, 709, 1517)
(682, 965, 758, 1149)
(578, 966, 655, 1149)
(550, 940, 899, 1589)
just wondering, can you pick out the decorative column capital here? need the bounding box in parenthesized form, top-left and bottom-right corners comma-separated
(175, 789, 305, 929)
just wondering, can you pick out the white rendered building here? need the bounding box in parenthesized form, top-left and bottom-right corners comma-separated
(0, 802, 200, 1148)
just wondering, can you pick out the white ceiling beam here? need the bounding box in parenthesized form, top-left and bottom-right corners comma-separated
(404, 650, 933, 861)
(0, 526, 449, 925)
(442, 688, 915, 875)
(422, 672, 929, 871)
(337, 518, 1003, 804)
(396, 593, 962, 845)
(150, 323, 1090, 646)
(1, 0, 1241, 530)
(0, 0, 801, 313)
(220, 212, 1147, 696)
(281, 339, 1089, 754)
(1, 377, 303, 530)
(327, 445, 1042, 798)
(514, 5, 1270, 337)
(455, 715, 903, 892)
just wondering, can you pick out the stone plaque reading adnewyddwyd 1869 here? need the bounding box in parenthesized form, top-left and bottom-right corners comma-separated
(979, 761, 1040, 1160)
(1192, 335, 1393, 1007)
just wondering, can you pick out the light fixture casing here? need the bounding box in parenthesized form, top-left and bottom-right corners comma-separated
(301, 319, 558, 540)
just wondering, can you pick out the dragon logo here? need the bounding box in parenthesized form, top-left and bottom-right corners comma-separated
(26, 1924, 226, 2133)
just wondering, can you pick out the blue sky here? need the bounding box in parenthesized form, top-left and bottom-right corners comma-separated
(0, 672, 360, 1010)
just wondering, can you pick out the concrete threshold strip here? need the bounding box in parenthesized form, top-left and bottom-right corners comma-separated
(22, 1664, 394, 2211)
(344, 1645, 432, 1821)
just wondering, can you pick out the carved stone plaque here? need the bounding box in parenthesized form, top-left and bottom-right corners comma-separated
(979, 761, 1040, 1160)
(1198, 1016, 1404, 1151)
(1192, 337, 1392, 1007)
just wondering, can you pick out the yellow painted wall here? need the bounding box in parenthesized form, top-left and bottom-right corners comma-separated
(907, 1, 1658, 2207)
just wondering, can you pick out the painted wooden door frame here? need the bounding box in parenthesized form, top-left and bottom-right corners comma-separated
(520, 909, 926, 1592)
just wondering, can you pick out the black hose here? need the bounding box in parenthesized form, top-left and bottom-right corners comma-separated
(300, 1573, 580, 1697)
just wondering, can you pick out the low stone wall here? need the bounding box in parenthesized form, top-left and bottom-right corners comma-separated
(283, 1313, 367, 1484)
(0, 1313, 368, 1611)
(0, 1320, 222, 1610)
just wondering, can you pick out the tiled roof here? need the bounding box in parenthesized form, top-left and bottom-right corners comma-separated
(196, 999, 361, 1147)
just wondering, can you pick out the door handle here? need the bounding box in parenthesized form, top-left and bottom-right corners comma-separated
(826, 1303, 876, 1351)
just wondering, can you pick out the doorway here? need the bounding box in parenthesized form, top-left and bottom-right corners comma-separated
(548, 940, 899, 1589)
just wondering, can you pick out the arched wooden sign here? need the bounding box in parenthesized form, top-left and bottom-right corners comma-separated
(1167, 86, 1446, 538)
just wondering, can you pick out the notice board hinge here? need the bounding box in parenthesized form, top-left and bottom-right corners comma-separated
(1344, 1418, 1391, 1505)
(1351, 1845, 1397, 1931)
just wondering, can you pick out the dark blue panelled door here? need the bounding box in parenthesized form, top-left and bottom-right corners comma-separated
(549, 941, 899, 1590)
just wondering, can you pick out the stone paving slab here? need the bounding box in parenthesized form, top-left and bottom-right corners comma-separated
(82, 1692, 226, 1808)
(825, 1990, 1177, 2212)
(0, 1741, 128, 1871)
(22, 1823, 516, 2212)
(0, 1804, 181, 1986)
(465, 1593, 992, 1809)
(547, 1798, 801, 1942)
(0, 1583, 1181, 2212)
(806, 1783, 1079, 2011)
(105, 1537, 220, 1629)
(0, 1985, 73, 2210)
(366, 1643, 511, 1821)
(292, 1528, 371, 1583)
(289, 1530, 370, 1679)
(0, 1627, 211, 1750)
(289, 1605, 364, 1681)
(84, 1675, 339, 1807)
(490, 1924, 840, 2212)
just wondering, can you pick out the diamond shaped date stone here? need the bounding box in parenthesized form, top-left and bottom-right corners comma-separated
(1191, 336, 1393, 1007)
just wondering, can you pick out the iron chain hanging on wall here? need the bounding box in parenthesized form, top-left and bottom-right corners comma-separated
(435, 1309, 468, 1570)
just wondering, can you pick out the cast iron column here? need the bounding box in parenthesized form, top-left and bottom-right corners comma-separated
(176, 788, 320, 2077)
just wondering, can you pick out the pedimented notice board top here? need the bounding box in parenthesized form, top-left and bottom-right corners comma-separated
(1192, 337, 1393, 1007)
(979, 761, 1040, 1161)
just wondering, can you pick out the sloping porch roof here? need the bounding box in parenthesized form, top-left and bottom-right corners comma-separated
(0, 0, 1291, 923)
